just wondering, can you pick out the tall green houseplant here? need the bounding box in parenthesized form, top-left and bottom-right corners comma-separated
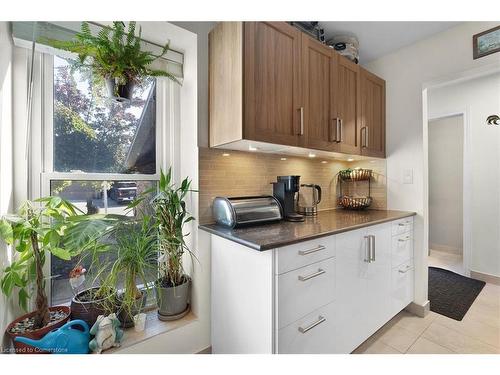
(47, 21, 180, 101)
(131, 168, 196, 319)
(0, 197, 81, 331)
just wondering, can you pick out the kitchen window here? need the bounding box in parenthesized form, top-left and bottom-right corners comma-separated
(39, 54, 170, 305)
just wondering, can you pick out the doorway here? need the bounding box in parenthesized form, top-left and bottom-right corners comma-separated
(427, 115, 464, 275)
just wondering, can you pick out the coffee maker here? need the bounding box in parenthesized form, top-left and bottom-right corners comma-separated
(272, 176, 305, 222)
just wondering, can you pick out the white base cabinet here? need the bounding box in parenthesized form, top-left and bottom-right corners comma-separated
(211, 216, 414, 354)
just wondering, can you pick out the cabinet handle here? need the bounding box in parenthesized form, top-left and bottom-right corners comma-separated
(298, 245, 326, 256)
(398, 236, 411, 242)
(398, 265, 412, 274)
(361, 126, 367, 148)
(298, 268, 325, 281)
(298, 316, 326, 334)
(364, 235, 371, 263)
(329, 119, 337, 142)
(298, 107, 304, 135)
(398, 223, 407, 227)
(370, 235, 376, 262)
(365, 126, 369, 148)
(338, 118, 343, 143)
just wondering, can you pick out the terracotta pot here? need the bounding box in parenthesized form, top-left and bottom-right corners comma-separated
(70, 287, 117, 328)
(6, 306, 70, 354)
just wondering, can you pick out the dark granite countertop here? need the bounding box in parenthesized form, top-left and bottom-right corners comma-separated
(199, 209, 416, 251)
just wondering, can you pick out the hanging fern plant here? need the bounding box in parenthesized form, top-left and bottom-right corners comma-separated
(47, 21, 180, 101)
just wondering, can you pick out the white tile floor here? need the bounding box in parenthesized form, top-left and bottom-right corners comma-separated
(428, 249, 465, 275)
(353, 250, 500, 354)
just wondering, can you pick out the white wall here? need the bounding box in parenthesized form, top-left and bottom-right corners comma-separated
(365, 22, 500, 306)
(428, 115, 463, 254)
(0, 21, 16, 352)
(172, 22, 217, 148)
(428, 73, 500, 278)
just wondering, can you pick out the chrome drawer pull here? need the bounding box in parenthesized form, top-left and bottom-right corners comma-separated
(398, 236, 411, 242)
(399, 265, 412, 274)
(398, 223, 407, 227)
(298, 269, 325, 281)
(298, 245, 326, 256)
(364, 235, 372, 263)
(298, 316, 326, 334)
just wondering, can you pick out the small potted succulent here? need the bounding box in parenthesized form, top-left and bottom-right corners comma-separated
(0, 197, 81, 353)
(46, 21, 180, 101)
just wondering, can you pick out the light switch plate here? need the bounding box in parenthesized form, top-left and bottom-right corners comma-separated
(403, 169, 413, 184)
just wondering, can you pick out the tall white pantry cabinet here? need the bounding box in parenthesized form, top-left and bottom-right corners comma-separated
(211, 216, 414, 353)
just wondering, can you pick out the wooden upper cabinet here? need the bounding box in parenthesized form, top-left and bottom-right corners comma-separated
(301, 34, 338, 152)
(209, 22, 386, 158)
(334, 55, 361, 155)
(359, 67, 386, 158)
(244, 22, 302, 147)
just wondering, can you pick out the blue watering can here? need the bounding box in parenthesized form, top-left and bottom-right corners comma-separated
(15, 320, 90, 354)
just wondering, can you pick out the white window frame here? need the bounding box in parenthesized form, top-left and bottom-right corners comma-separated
(35, 53, 179, 303)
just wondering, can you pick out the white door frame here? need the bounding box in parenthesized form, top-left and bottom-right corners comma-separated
(422, 62, 500, 278)
(426, 111, 470, 276)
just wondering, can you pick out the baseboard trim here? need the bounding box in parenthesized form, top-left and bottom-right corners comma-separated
(405, 300, 430, 318)
(429, 243, 462, 255)
(197, 346, 212, 354)
(470, 270, 500, 286)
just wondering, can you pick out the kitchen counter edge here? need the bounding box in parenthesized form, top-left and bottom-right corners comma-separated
(199, 210, 416, 251)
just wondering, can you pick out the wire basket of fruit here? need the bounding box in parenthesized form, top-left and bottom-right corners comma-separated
(338, 196, 373, 210)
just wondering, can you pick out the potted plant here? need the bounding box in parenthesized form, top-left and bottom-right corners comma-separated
(0, 197, 81, 353)
(144, 168, 196, 320)
(96, 216, 158, 328)
(46, 21, 180, 101)
(63, 213, 123, 327)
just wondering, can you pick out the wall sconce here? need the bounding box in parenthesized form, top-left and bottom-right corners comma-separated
(487, 115, 500, 125)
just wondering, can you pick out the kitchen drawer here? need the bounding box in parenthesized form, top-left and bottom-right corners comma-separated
(278, 301, 337, 354)
(391, 232, 413, 267)
(391, 217, 413, 236)
(275, 237, 335, 275)
(391, 260, 414, 315)
(277, 257, 336, 329)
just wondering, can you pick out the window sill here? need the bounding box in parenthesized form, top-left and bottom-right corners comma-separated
(103, 309, 197, 354)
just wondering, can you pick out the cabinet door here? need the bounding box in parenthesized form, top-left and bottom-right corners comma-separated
(243, 22, 302, 147)
(301, 34, 338, 151)
(360, 68, 386, 158)
(334, 55, 361, 154)
(364, 223, 393, 332)
(335, 227, 369, 353)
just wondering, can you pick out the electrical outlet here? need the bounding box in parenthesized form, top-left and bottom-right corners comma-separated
(403, 169, 413, 184)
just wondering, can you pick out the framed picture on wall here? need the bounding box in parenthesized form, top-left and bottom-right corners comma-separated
(473, 25, 500, 59)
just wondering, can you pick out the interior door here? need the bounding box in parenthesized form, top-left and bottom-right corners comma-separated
(334, 55, 361, 154)
(243, 22, 302, 147)
(360, 67, 386, 158)
(301, 34, 338, 151)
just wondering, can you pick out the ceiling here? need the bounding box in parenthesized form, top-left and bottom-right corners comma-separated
(319, 22, 461, 64)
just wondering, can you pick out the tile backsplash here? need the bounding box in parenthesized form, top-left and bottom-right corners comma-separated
(198, 147, 387, 224)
